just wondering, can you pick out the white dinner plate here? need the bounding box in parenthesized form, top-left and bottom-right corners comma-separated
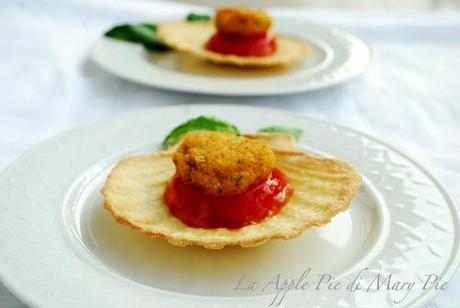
(0, 105, 458, 308)
(90, 20, 372, 96)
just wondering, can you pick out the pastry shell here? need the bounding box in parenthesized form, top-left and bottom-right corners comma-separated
(102, 133, 362, 249)
(157, 21, 311, 67)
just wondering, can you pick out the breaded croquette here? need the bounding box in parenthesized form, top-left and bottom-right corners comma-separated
(215, 8, 272, 36)
(173, 131, 275, 196)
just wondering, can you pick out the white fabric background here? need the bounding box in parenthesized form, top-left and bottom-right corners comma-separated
(0, 0, 459, 307)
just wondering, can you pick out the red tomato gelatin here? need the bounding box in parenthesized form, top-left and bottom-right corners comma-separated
(205, 32, 277, 57)
(164, 168, 293, 229)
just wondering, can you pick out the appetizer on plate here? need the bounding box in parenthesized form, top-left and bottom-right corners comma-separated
(158, 8, 311, 67)
(102, 117, 362, 249)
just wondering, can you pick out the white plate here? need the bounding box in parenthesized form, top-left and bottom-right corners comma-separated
(90, 20, 372, 96)
(0, 105, 458, 308)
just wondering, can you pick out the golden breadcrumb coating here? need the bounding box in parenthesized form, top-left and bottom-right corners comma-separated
(172, 131, 275, 196)
(215, 8, 272, 36)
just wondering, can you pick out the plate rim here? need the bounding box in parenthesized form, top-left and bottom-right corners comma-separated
(90, 20, 373, 96)
(0, 104, 458, 308)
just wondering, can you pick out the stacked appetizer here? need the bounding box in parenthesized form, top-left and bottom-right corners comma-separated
(158, 7, 310, 66)
(105, 7, 311, 67)
(102, 117, 362, 249)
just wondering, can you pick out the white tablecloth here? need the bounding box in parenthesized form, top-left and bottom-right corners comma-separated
(1, 0, 459, 307)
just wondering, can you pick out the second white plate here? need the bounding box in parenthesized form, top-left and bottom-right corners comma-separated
(90, 20, 372, 96)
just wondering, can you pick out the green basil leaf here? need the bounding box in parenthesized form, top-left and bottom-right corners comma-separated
(186, 13, 211, 22)
(162, 116, 240, 149)
(258, 126, 303, 139)
(104, 23, 170, 51)
(104, 12, 210, 51)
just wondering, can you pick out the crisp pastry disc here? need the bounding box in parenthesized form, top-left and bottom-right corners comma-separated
(102, 133, 362, 249)
(157, 21, 311, 67)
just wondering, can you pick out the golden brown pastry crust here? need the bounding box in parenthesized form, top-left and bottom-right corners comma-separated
(102, 133, 362, 249)
(243, 132, 298, 151)
(157, 21, 311, 67)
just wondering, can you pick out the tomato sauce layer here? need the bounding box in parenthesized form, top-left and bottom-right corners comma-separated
(205, 32, 276, 57)
(164, 168, 292, 229)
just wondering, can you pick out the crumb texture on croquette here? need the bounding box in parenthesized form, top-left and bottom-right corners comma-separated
(215, 8, 272, 36)
(173, 131, 275, 196)
(102, 133, 362, 249)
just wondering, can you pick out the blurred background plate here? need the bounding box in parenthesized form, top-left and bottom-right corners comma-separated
(90, 20, 372, 96)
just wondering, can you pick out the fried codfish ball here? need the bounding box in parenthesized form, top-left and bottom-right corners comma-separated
(215, 8, 272, 36)
(173, 131, 276, 196)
